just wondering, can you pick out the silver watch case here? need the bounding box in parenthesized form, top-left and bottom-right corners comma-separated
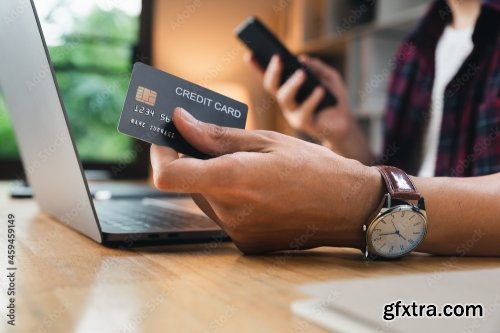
(363, 194, 427, 259)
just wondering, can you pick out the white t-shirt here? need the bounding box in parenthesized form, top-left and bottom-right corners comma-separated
(418, 25, 474, 177)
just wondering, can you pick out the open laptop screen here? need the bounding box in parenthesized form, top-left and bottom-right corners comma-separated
(0, 0, 148, 179)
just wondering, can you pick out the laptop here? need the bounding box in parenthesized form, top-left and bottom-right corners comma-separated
(0, 0, 226, 245)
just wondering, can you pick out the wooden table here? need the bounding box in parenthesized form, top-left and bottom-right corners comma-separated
(1, 182, 499, 333)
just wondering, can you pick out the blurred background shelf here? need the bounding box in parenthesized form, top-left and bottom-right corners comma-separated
(278, 0, 431, 155)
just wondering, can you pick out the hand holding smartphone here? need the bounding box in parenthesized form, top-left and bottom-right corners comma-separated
(235, 16, 337, 113)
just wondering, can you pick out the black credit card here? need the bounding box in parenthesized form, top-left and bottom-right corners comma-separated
(118, 62, 248, 159)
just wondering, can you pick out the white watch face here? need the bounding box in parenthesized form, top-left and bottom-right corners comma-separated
(367, 205, 427, 258)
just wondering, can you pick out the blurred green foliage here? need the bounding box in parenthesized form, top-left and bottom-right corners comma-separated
(0, 6, 139, 162)
(0, 97, 17, 159)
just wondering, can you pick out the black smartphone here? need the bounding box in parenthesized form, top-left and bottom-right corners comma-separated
(235, 16, 337, 113)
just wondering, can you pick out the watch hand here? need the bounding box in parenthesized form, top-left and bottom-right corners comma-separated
(379, 232, 398, 236)
(398, 233, 407, 241)
(391, 220, 398, 232)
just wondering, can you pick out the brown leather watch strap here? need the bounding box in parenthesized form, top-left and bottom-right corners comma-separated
(375, 165, 421, 201)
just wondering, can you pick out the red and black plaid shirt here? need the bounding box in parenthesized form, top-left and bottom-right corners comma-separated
(383, 0, 500, 177)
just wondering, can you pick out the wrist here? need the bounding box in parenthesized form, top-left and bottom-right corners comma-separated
(320, 117, 374, 165)
(352, 166, 385, 248)
(323, 164, 384, 249)
(320, 115, 355, 147)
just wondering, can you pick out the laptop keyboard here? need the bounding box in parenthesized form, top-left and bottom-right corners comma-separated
(94, 200, 220, 233)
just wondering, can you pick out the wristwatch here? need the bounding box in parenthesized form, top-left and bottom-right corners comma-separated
(363, 165, 427, 259)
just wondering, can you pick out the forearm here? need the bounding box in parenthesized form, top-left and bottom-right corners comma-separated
(413, 173, 500, 256)
(323, 119, 375, 166)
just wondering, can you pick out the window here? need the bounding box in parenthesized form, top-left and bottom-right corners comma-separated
(0, 0, 143, 164)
